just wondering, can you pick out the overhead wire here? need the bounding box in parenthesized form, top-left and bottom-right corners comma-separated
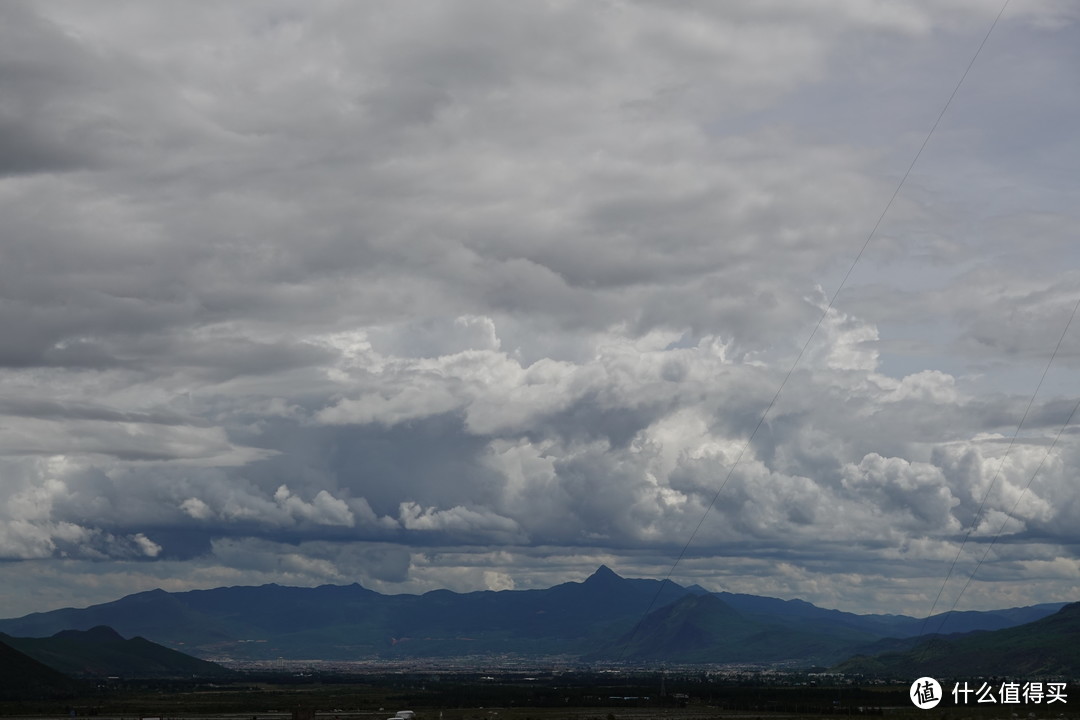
(618, 0, 1013, 659)
(916, 293, 1080, 653)
(941, 386, 1080, 626)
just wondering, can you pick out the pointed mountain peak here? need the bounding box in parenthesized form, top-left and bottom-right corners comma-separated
(584, 564, 623, 584)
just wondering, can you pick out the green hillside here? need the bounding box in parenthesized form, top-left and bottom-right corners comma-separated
(0, 638, 81, 700)
(1, 626, 233, 679)
(835, 602, 1080, 677)
(587, 593, 877, 664)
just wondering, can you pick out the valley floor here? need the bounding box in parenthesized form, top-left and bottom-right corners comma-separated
(1, 673, 1076, 720)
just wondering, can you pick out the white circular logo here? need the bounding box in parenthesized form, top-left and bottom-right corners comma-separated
(910, 677, 942, 709)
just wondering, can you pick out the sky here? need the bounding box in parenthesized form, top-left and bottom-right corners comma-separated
(1, 0, 1079, 620)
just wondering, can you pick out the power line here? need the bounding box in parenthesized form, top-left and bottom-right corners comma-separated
(620, 0, 1012, 657)
(941, 390, 1080, 626)
(918, 293, 1080, 645)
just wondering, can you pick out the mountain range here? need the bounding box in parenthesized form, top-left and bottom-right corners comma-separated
(835, 601, 1080, 678)
(0, 566, 1068, 668)
(0, 625, 232, 701)
(0, 625, 232, 679)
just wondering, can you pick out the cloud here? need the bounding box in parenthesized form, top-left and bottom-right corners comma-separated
(273, 485, 355, 527)
(0, 0, 1078, 618)
(180, 497, 213, 521)
(399, 501, 524, 543)
(132, 533, 162, 558)
(841, 453, 960, 531)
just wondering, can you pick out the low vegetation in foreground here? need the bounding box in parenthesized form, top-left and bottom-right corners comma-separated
(0, 669, 1077, 720)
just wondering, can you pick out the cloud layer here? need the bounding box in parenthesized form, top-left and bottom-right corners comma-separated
(1, 0, 1079, 618)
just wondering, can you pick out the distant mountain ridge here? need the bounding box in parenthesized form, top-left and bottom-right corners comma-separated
(712, 590, 1067, 637)
(835, 602, 1080, 677)
(0, 566, 1066, 666)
